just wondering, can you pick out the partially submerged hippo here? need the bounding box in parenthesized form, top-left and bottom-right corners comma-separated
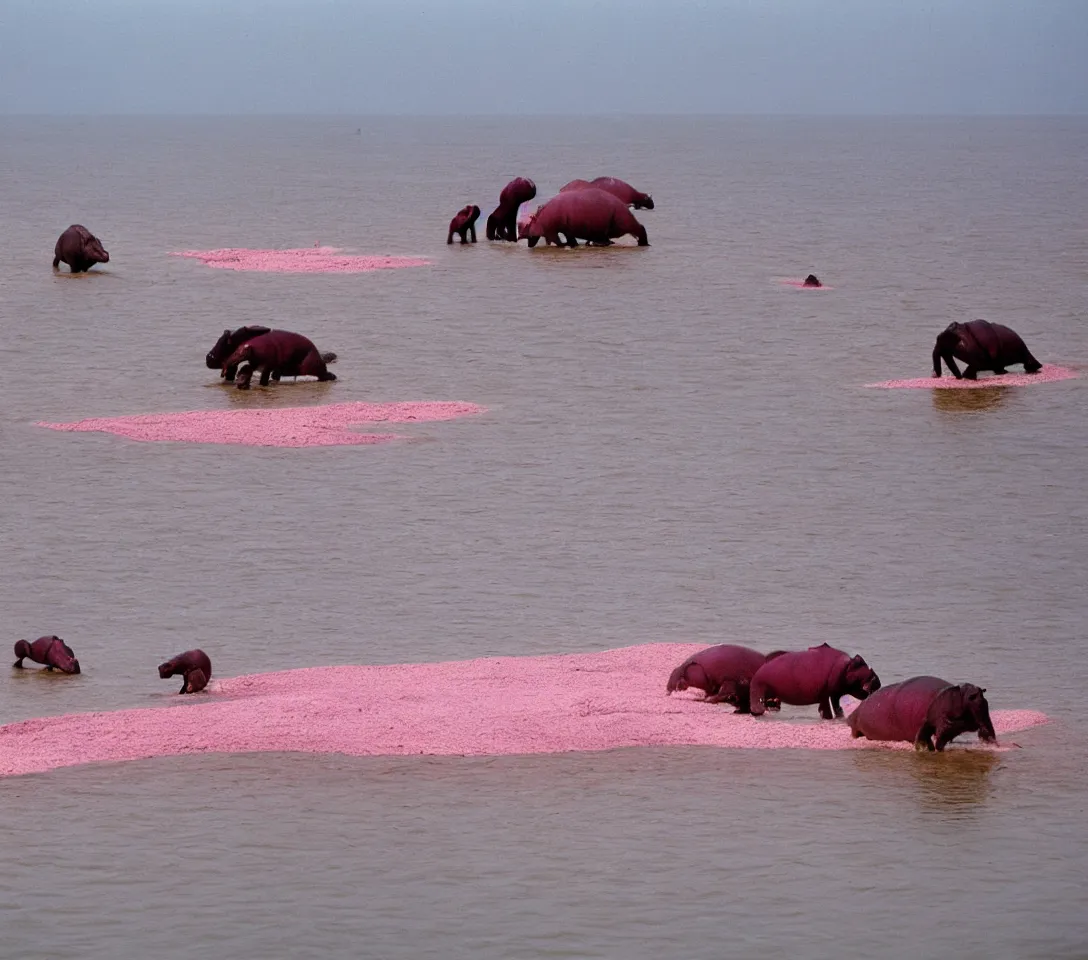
(53, 224, 109, 273)
(486, 177, 537, 241)
(158, 649, 212, 694)
(207, 327, 338, 388)
(802, 274, 822, 288)
(559, 177, 654, 210)
(13, 636, 81, 674)
(848, 676, 996, 751)
(666, 644, 785, 713)
(518, 188, 649, 248)
(749, 643, 881, 719)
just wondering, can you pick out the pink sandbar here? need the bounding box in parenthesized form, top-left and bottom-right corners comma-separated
(778, 278, 833, 290)
(173, 247, 430, 273)
(866, 364, 1078, 389)
(37, 401, 485, 447)
(0, 643, 1048, 777)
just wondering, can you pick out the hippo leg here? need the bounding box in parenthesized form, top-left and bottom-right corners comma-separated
(830, 695, 845, 719)
(235, 366, 254, 390)
(223, 364, 238, 382)
(563, 233, 579, 248)
(818, 697, 834, 721)
(258, 366, 273, 387)
(1024, 352, 1042, 373)
(13, 659, 24, 668)
(272, 371, 282, 381)
(52, 256, 60, 269)
(179, 676, 188, 694)
(962, 365, 979, 380)
(914, 722, 937, 751)
(299, 350, 337, 383)
(992, 366, 1007, 375)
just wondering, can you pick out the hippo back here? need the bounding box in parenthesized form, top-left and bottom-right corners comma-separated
(848, 676, 951, 742)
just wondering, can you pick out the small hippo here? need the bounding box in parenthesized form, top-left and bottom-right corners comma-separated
(13, 636, 81, 674)
(53, 225, 110, 273)
(158, 649, 212, 694)
(447, 204, 481, 244)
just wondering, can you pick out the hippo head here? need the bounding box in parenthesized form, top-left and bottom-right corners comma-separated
(206, 325, 271, 371)
(49, 637, 81, 674)
(843, 655, 881, 701)
(933, 322, 966, 377)
(13, 639, 31, 660)
(85, 234, 109, 264)
(157, 659, 176, 679)
(958, 683, 996, 742)
(518, 214, 542, 248)
(635, 194, 655, 210)
(803, 274, 821, 287)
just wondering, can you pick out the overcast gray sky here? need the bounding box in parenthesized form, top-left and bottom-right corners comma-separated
(2, 0, 1085, 114)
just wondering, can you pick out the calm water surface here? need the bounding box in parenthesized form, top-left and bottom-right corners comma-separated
(1, 116, 1086, 959)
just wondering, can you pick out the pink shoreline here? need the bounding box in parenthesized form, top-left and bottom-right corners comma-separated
(173, 247, 430, 274)
(0, 643, 1048, 777)
(37, 401, 486, 447)
(866, 364, 1078, 389)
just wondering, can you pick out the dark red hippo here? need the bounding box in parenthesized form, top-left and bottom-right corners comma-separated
(802, 274, 822, 288)
(13, 636, 81, 674)
(848, 676, 996, 751)
(748, 643, 881, 719)
(932, 319, 1042, 380)
(158, 649, 212, 694)
(517, 188, 649, 248)
(560, 176, 654, 210)
(666, 645, 786, 713)
(486, 177, 537, 241)
(447, 204, 481, 244)
(214, 329, 338, 389)
(53, 224, 109, 273)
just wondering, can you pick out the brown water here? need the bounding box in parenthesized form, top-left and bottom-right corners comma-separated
(1, 116, 1086, 959)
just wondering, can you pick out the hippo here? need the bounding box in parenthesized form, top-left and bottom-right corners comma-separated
(848, 676, 997, 751)
(932, 319, 1042, 380)
(13, 636, 81, 674)
(748, 642, 881, 719)
(208, 328, 337, 388)
(158, 649, 213, 694)
(517, 188, 649, 248)
(53, 224, 109, 273)
(802, 274, 822, 288)
(486, 177, 537, 241)
(559, 177, 654, 210)
(666, 644, 786, 713)
(447, 204, 481, 244)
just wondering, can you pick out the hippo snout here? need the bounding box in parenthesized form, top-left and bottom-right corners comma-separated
(97, 250, 110, 263)
(205, 353, 220, 369)
(863, 674, 881, 696)
(65, 660, 81, 675)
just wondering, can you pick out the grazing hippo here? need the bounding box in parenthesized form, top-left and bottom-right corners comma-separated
(666, 645, 786, 713)
(13, 636, 81, 674)
(447, 204, 481, 244)
(210, 328, 338, 388)
(802, 274, 822, 288)
(559, 176, 654, 210)
(158, 649, 212, 694)
(517, 188, 649, 248)
(53, 224, 110, 273)
(486, 177, 537, 241)
(748, 643, 881, 719)
(932, 319, 1042, 380)
(848, 676, 997, 751)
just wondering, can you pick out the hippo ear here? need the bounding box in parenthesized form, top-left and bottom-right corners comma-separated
(223, 329, 231, 337)
(979, 688, 986, 694)
(849, 655, 866, 667)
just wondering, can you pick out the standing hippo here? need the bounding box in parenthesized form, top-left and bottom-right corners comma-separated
(748, 643, 881, 719)
(486, 177, 537, 241)
(209, 328, 337, 388)
(447, 204, 481, 244)
(666, 645, 786, 713)
(932, 319, 1042, 380)
(158, 649, 212, 694)
(558, 177, 654, 210)
(518, 188, 649, 248)
(848, 676, 996, 751)
(53, 225, 110, 273)
(13, 636, 81, 674)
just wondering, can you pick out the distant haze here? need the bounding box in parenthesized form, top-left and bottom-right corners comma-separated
(2, 0, 1085, 115)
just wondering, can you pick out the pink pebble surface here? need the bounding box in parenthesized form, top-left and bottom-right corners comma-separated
(0, 644, 1048, 778)
(866, 364, 1078, 390)
(37, 401, 485, 447)
(173, 247, 430, 273)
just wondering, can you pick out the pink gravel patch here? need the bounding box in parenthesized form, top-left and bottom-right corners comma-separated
(0, 643, 1049, 777)
(37, 401, 485, 447)
(173, 247, 430, 273)
(778, 278, 833, 290)
(866, 364, 1078, 389)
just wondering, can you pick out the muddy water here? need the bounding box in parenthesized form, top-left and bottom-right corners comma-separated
(1, 116, 1086, 959)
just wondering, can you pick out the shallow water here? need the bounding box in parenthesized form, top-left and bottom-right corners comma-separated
(1, 116, 1086, 959)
